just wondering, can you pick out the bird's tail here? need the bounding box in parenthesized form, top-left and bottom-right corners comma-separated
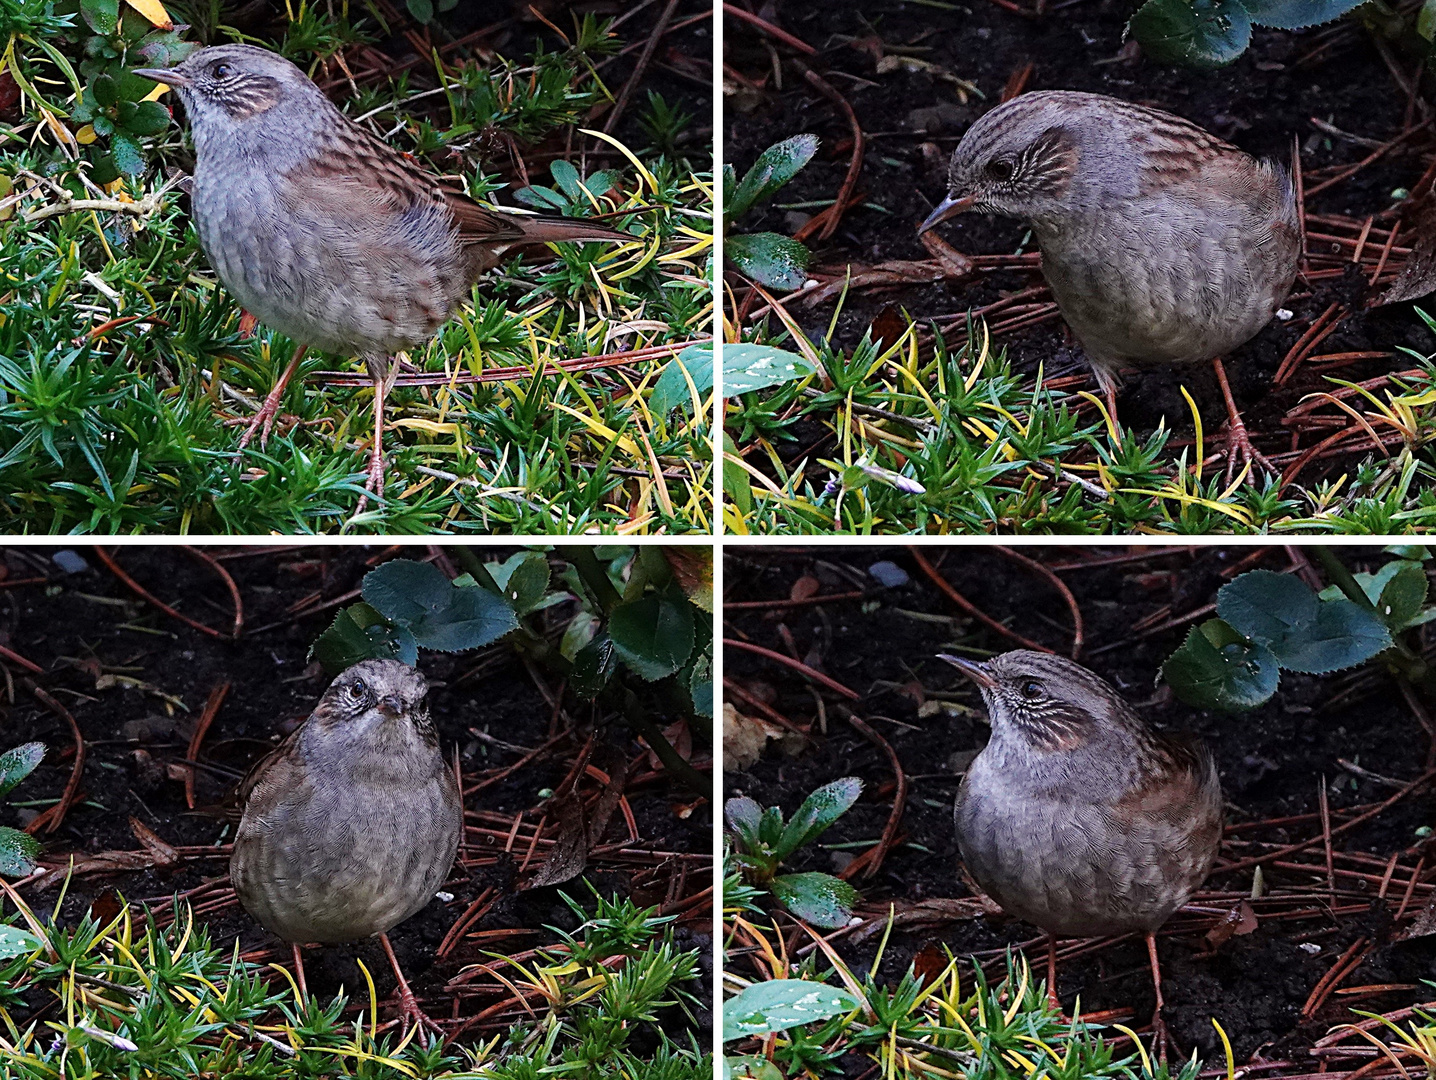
(511, 215, 634, 245)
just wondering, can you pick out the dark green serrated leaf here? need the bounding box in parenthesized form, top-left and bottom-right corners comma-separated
(80, 0, 118, 34)
(775, 778, 863, 860)
(689, 649, 712, 719)
(0, 742, 44, 800)
(125, 99, 170, 136)
(609, 595, 695, 681)
(722, 978, 860, 1042)
(571, 634, 617, 698)
(1127, 0, 1252, 68)
(110, 130, 145, 176)
(725, 232, 811, 291)
(1242, 0, 1366, 29)
(89, 153, 120, 185)
(1220, 570, 1392, 673)
(407, 0, 434, 22)
(362, 560, 518, 653)
(0, 924, 43, 959)
(1375, 560, 1428, 629)
(770, 872, 860, 929)
(91, 73, 118, 107)
(1279, 601, 1392, 674)
(1219, 570, 1319, 646)
(0, 827, 41, 877)
(1163, 618, 1280, 711)
(502, 552, 550, 614)
(309, 604, 397, 673)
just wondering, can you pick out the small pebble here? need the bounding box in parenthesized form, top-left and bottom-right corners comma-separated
(868, 560, 909, 588)
(1298, 942, 1321, 955)
(1275, 308, 1293, 321)
(52, 550, 89, 574)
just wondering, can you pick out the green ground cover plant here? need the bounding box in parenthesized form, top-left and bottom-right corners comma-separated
(0, 1, 713, 534)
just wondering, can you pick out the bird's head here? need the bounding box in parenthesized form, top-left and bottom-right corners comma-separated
(134, 44, 315, 133)
(315, 658, 432, 737)
(937, 649, 1130, 752)
(919, 91, 1082, 235)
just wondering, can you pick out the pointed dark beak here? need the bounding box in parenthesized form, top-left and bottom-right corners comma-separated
(918, 193, 978, 235)
(133, 67, 188, 88)
(937, 653, 998, 690)
(378, 695, 404, 719)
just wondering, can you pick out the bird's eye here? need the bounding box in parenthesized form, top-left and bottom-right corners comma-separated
(211, 62, 232, 78)
(1019, 680, 1042, 700)
(345, 683, 367, 702)
(986, 159, 1014, 182)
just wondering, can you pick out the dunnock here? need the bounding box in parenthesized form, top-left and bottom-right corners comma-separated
(133, 44, 633, 510)
(939, 650, 1223, 1058)
(920, 91, 1300, 478)
(231, 658, 463, 1031)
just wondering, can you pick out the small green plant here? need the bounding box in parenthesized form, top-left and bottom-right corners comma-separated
(723, 979, 860, 1080)
(311, 548, 712, 790)
(724, 777, 863, 929)
(1162, 546, 1436, 710)
(1127, 0, 1368, 68)
(723, 133, 818, 291)
(0, 742, 43, 877)
(0, 886, 708, 1079)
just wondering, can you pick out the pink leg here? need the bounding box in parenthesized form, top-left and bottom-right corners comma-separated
(1045, 933, 1062, 1014)
(353, 369, 389, 515)
(1091, 366, 1121, 436)
(1146, 932, 1169, 1064)
(291, 942, 308, 998)
(379, 931, 443, 1035)
(1212, 357, 1276, 483)
(236, 345, 307, 452)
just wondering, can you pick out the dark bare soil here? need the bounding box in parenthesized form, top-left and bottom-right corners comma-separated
(725, 1, 1436, 482)
(1, 545, 712, 1043)
(724, 545, 1436, 1071)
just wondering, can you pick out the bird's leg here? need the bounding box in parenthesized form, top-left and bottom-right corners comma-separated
(235, 344, 307, 453)
(291, 942, 309, 998)
(378, 931, 443, 1036)
(353, 356, 394, 516)
(1145, 932, 1169, 1065)
(1045, 933, 1062, 1014)
(1212, 356, 1276, 485)
(1091, 365, 1122, 438)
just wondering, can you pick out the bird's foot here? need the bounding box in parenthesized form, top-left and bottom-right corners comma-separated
(233, 384, 290, 453)
(1219, 415, 1277, 486)
(1150, 1008, 1170, 1066)
(353, 445, 385, 516)
(389, 982, 445, 1038)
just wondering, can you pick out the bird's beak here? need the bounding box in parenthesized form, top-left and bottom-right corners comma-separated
(378, 695, 404, 719)
(937, 653, 998, 690)
(133, 67, 188, 89)
(918, 193, 977, 235)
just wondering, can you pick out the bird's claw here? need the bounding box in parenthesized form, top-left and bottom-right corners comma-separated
(1220, 416, 1277, 486)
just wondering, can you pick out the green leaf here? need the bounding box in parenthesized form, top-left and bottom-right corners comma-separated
(724, 795, 763, 850)
(0, 742, 44, 800)
(80, 0, 118, 34)
(608, 595, 695, 681)
(726, 1055, 784, 1080)
(0, 827, 41, 877)
(775, 778, 863, 860)
(650, 345, 714, 420)
(1163, 618, 1280, 711)
(550, 158, 581, 200)
(1241, 0, 1366, 29)
(407, 0, 434, 22)
(88, 152, 120, 186)
(110, 130, 145, 176)
(722, 978, 860, 1042)
(725, 232, 811, 292)
(728, 134, 819, 221)
(571, 634, 617, 698)
(1419, 0, 1436, 40)
(1219, 570, 1392, 674)
(0, 924, 43, 959)
(487, 552, 550, 614)
(560, 611, 601, 662)
(91, 73, 118, 108)
(1385, 544, 1432, 561)
(362, 560, 519, 653)
(689, 648, 712, 719)
(309, 603, 399, 673)
(770, 872, 861, 929)
(124, 99, 170, 136)
(723, 431, 752, 515)
(722, 344, 819, 396)
(1127, 0, 1252, 68)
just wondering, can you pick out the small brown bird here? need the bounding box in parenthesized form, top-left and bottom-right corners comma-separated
(230, 659, 463, 1032)
(939, 650, 1223, 1058)
(919, 90, 1300, 479)
(133, 44, 633, 510)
